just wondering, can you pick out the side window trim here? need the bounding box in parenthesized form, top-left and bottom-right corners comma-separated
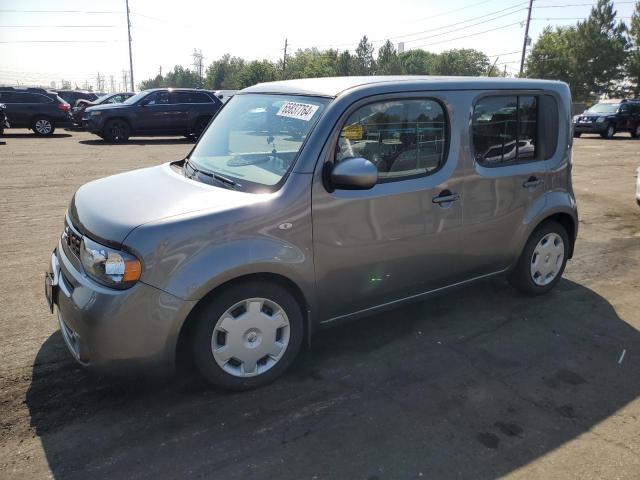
(332, 95, 451, 184)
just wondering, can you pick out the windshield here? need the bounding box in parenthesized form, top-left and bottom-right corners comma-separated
(189, 94, 328, 192)
(95, 94, 111, 103)
(123, 91, 149, 105)
(586, 103, 619, 114)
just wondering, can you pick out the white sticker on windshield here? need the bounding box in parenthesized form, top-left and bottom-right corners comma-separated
(276, 102, 319, 122)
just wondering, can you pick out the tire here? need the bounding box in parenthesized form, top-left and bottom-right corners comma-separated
(573, 132, 581, 138)
(193, 116, 211, 138)
(32, 117, 55, 136)
(508, 221, 569, 295)
(600, 124, 615, 139)
(102, 118, 130, 143)
(631, 125, 640, 139)
(192, 280, 304, 390)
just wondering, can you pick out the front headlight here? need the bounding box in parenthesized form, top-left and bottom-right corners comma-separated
(573, 115, 580, 122)
(596, 116, 606, 123)
(89, 110, 102, 116)
(80, 237, 141, 289)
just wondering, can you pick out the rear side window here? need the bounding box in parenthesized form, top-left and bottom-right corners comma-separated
(29, 94, 53, 103)
(472, 95, 537, 166)
(335, 98, 448, 181)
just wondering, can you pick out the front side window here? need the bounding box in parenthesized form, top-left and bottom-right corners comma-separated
(336, 99, 448, 180)
(189, 94, 328, 192)
(586, 103, 619, 114)
(144, 92, 169, 105)
(473, 95, 538, 166)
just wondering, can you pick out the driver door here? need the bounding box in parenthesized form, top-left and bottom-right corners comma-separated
(312, 95, 466, 321)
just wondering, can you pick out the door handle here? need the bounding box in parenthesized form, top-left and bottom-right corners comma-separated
(432, 190, 460, 204)
(522, 176, 542, 188)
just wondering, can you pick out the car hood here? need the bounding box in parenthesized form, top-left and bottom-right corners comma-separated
(69, 162, 268, 247)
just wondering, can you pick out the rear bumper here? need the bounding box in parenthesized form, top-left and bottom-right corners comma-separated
(47, 242, 196, 375)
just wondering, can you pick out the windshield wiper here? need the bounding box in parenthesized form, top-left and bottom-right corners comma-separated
(184, 158, 238, 189)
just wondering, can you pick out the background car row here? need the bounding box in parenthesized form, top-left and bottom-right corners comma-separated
(0, 86, 232, 141)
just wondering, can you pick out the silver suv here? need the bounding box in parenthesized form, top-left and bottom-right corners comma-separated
(45, 76, 578, 390)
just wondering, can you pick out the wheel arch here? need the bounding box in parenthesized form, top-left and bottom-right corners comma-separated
(174, 272, 311, 370)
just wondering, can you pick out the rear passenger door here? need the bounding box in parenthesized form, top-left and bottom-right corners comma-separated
(462, 93, 556, 277)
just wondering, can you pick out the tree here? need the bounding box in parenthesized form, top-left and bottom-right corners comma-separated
(526, 0, 627, 101)
(205, 54, 246, 89)
(336, 50, 354, 76)
(139, 74, 164, 90)
(627, 1, 640, 96)
(399, 49, 437, 75)
(238, 60, 278, 88)
(354, 35, 375, 75)
(376, 40, 402, 75)
(434, 49, 490, 76)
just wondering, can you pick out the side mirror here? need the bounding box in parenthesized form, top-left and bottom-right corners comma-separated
(329, 157, 378, 190)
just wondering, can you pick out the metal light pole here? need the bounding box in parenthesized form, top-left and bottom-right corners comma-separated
(519, 0, 533, 77)
(126, 0, 134, 91)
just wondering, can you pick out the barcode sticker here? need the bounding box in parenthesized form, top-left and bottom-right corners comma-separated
(276, 102, 319, 122)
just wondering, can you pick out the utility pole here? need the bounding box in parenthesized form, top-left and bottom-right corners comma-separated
(110, 75, 115, 93)
(125, 0, 134, 91)
(282, 38, 288, 78)
(192, 49, 203, 85)
(122, 70, 129, 91)
(96, 72, 104, 92)
(159, 65, 162, 77)
(519, 0, 533, 77)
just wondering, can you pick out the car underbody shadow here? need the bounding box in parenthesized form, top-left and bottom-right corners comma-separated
(78, 137, 195, 146)
(26, 278, 640, 479)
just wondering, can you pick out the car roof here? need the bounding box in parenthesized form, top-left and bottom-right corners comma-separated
(241, 76, 568, 98)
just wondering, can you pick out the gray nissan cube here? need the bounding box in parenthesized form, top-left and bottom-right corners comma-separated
(45, 76, 578, 390)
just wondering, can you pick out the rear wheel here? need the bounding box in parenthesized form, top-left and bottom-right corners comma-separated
(103, 119, 130, 143)
(508, 221, 569, 295)
(191, 280, 304, 390)
(631, 125, 640, 138)
(32, 117, 55, 136)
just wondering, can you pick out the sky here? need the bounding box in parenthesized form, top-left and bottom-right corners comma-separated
(0, 0, 637, 90)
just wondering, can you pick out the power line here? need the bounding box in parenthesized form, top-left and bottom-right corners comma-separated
(0, 25, 119, 28)
(0, 40, 123, 43)
(410, 21, 523, 50)
(403, 8, 527, 44)
(295, 1, 527, 51)
(0, 9, 121, 13)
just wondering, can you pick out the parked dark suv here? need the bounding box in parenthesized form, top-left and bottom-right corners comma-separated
(83, 88, 223, 142)
(573, 99, 640, 139)
(0, 87, 71, 135)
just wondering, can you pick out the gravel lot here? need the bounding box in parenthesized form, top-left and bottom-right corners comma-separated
(0, 129, 639, 479)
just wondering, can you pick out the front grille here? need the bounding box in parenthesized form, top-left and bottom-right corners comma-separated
(63, 220, 83, 258)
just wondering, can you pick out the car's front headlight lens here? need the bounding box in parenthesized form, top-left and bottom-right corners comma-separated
(80, 237, 141, 289)
(596, 116, 606, 123)
(89, 111, 102, 116)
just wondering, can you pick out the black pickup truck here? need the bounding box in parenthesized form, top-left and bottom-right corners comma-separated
(83, 88, 223, 142)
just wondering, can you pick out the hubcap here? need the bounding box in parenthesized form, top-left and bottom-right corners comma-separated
(211, 297, 290, 378)
(35, 119, 52, 134)
(608, 126, 614, 137)
(530, 232, 565, 286)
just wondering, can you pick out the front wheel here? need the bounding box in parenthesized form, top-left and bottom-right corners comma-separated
(102, 119, 130, 143)
(631, 125, 640, 139)
(508, 221, 569, 295)
(192, 280, 304, 390)
(601, 124, 615, 139)
(32, 117, 55, 136)
(573, 132, 581, 138)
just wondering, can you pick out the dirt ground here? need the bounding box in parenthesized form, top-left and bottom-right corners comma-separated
(0, 129, 639, 480)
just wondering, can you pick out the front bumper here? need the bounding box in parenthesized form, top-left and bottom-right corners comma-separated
(46, 241, 196, 375)
(574, 122, 607, 134)
(82, 116, 105, 134)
